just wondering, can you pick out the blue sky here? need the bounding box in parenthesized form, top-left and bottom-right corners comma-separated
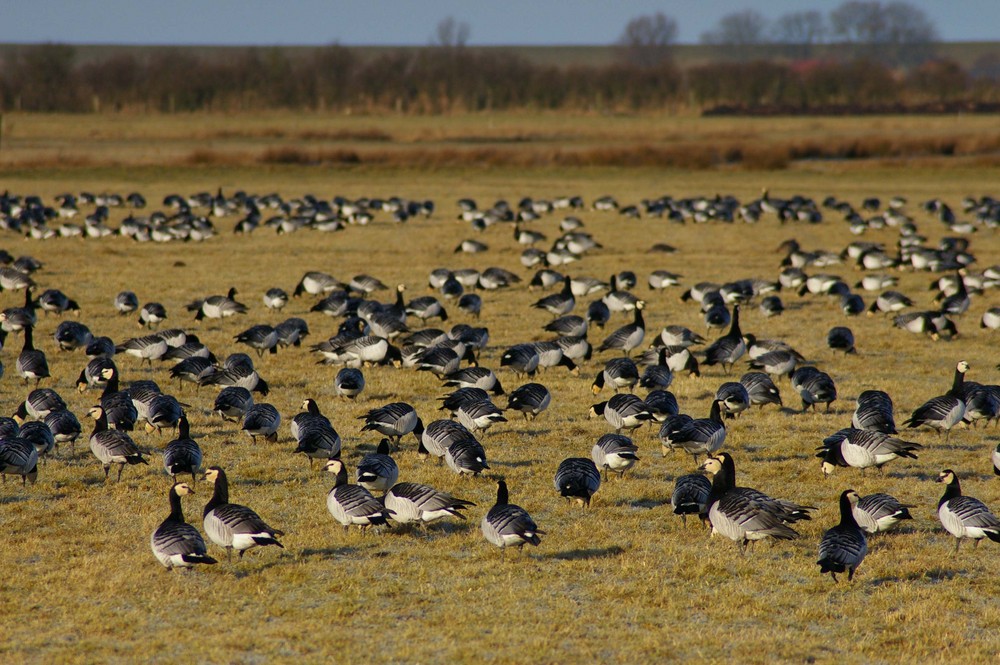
(1, 1, 997, 45)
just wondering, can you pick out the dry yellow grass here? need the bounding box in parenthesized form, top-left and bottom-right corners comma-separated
(0, 113, 998, 663)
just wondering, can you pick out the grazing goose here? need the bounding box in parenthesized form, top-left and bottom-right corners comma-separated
(445, 438, 490, 476)
(532, 276, 575, 317)
(116, 333, 169, 366)
(34, 289, 79, 316)
(936, 469, 1000, 553)
(419, 419, 474, 460)
(1, 287, 38, 332)
(325, 459, 392, 532)
(199, 356, 269, 396)
(203, 466, 284, 560)
(94, 367, 138, 432)
(586, 299, 611, 328)
(852, 390, 897, 434)
(671, 473, 712, 527)
(893, 311, 957, 340)
(867, 291, 913, 315)
(659, 400, 726, 463)
(827, 326, 856, 354)
(554, 457, 601, 507)
(457, 293, 482, 318)
(150, 483, 218, 570)
(334, 367, 365, 399)
(903, 360, 968, 441)
(443, 366, 505, 395)
(114, 291, 139, 316)
(19, 421, 55, 462)
(481, 480, 543, 557)
(700, 453, 813, 552)
(54, 321, 93, 351)
(262, 287, 288, 311)
(648, 270, 681, 290)
(0, 437, 38, 485)
(818, 428, 921, 476)
(456, 399, 507, 433)
(791, 367, 838, 412)
(499, 344, 540, 378)
(359, 402, 424, 449)
(439, 387, 491, 416)
(544, 315, 587, 338)
(145, 394, 184, 434)
(702, 305, 745, 374)
(163, 414, 202, 483)
(86, 336, 117, 358)
(138, 302, 167, 329)
(16, 324, 49, 386)
(506, 382, 551, 421)
(817, 490, 868, 582)
(356, 439, 399, 493)
(715, 382, 751, 419)
(590, 394, 653, 433)
(659, 325, 706, 349)
(293, 271, 342, 297)
(592, 357, 639, 394)
(982, 307, 1000, 330)
(643, 390, 679, 423)
(169, 356, 216, 388)
(241, 403, 281, 443)
(853, 493, 914, 534)
(384, 482, 475, 526)
(597, 300, 645, 356)
(43, 409, 82, 457)
(740, 372, 782, 409)
(87, 406, 147, 481)
(638, 348, 673, 391)
(530, 341, 578, 374)
(235, 324, 278, 357)
(747, 350, 797, 379)
(590, 433, 639, 479)
(188, 287, 248, 321)
(759, 295, 784, 318)
(213, 387, 254, 422)
(13, 387, 66, 422)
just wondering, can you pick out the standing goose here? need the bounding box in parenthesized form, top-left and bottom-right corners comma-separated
(671, 473, 712, 527)
(241, 403, 281, 443)
(590, 433, 639, 479)
(384, 482, 475, 526)
(443, 366, 505, 395)
(150, 483, 218, 570)
(359, 402, 424, 449)
(740, 372, 782, 409)
(203, 466, 284, 561)
(13, 388, 66, 422)
(818, 428, 921, 477)
(138, 302, 167, 329)
(532, 276, 575, 317)
(445, 438, 490, 476)
(87, 406, 148, 481)
(589, 394, 653, 433)
(852, 390, 896, 434)
(188, 287, 248, 321)
(17, 324, 49, 386)
(0, 437, 38, 485)
(115, 333, 169, 366)
(827, 326, 856, 354)
(505, 382, 551, 421)
(163, 414, 202, 484)
(262, 287, 288, 311)
(702, 304, 745, 374)
(235, 324, 278, 358)
(325, 459, 392, 532)
(936, 469, 1000, 554)
(481, 480, 543, 557)
(114, 291, 139, 316)
(213, 387, 253, 422)
(44, 409, 82, 458)
(591, 357, 639, 394)
(715, 382, 751, 419)
(554, 457, 601, 507)
(499, 344, 540, 378)
(355, 439, 399, 493)
(903, 360, 968, 441)
(659, 400, 726, 463)
(334, 367, 365, 399)
(791, 366, 838, 413)
(19, 421, 55, 463)
(597, 300, 646, 356)
(291, 399, 341, 467)
(455, 397, 507, 433)
(96, 367, 138, 431)
(638, 348, 673, 391)
(817, 490, 868, 582)
(852, 493, 914, 534)
(544, 314, 587, 338)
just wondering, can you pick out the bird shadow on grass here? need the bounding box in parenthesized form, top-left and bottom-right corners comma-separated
(489, 459, 536, 468)
(228, 558, 292, 579)
(621, 497, 671, 510)
(867, 568, 961, 587)
(547, 545, 626, 561)
(0, 494, 32, 504)
(297, 546, 359, 561)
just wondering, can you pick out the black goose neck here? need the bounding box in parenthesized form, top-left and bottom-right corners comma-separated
(496, 480, 509, 506)
(839, 491, 860, 527)
(168, 486, 186, 522)
(939, 476, 961, 508)
(205, 469, 229, 514)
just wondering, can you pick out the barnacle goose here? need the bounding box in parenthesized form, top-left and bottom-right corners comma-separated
(591, 357, 639, 394)
(817, 490, 867, 582)
(506, 383, 551, 421)
(356, 439, 399, 493)
(702, 305, 745, 374)
(151, 483, 217, 570)
(740, 372, 782, 409)
(852, 390, 896, 433)
(87, 406, 147, 481)
(818, 428, 921, 476)
(0, 437, 38, 485)
(13, 387, 66, 422)
(456, 399, 507, 433)
(445, 438, 489, 476)
(482, 480, 543, 557)
(936, 469, 1000, 553)
(334, 367, 365, 399)
(791, 367, 837, 412)
(54, 321, 92, 351)
(114, 291, 139, 316)
(827, 326, 856, 354)
(544, 315, 587, 338)
(659, 400, 725, 463)
(852, 493, 913, 534)
(73, 356, 115, 392)
(213, 387, 253, 422)
(163, 414, 202, 483)
(115, 333, 169, 366)
(293, 271, 342, 297)
(590, 394, 653, 433)
(290, 399, 341, 467)
(241, 403, 281, 443)
(235, 324, 278, 357)
(597, 300, 645, 356)
(638, 348, 673, 391)
(16, 324, 49, 386)
(554, 457, 601, 507)
(903, 360, 968, 440)
(43, 409, 82, 457)
(138, 302, 167, 329)
(532, 276, 575, 317)
(499, 344, 540, 378)
(262, 288, 288, 311)
(203, 466, 284, 560)
(384, 482, 475, 526)
(443, 367, 504, 395)
(591, 433, 639, 479)
(715, 382, 750, 419)
(359, 402, 424, 449)
(671, 473, 712, 527)
(419, 419, 474, 460)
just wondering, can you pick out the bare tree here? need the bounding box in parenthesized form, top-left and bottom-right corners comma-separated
(434, 17, 470, 48)
(829, 1, 937, 66)
(616, 12, 678, 67)
(701, 10, 769, 46)
(771, 10, 826, 59)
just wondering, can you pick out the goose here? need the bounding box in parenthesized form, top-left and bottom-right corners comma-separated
(13, 387, 66, 422)
(570, 276, 608, 298)
(648, 270, 682, 291)
(53, 321, 91, 353)
(597, 300, 645, 356)
(867, 291, 913, 315)
(406, 295, 448, 323)
(543, 315, 587, 338)
(138, 302, 167, 329)
(638, 348, 673, 391)
(982, 307, 1000, 330)
(116, 333, 169, 366)
(586, 299, 611, 328)
(530, 269, 565, 291)
(235, 324, 278, 357)
(505, 383, 551, 421)
(16, 324, 49, 386)
(0, 437, 38, 485)
(852, 493, 914, 534)
(439, 387, 491, 415)
(590, 393, 653, 433)
(87, 406, 147, 481)
(129, 381, 163, 424)
(644, 390, 679, 423)
(702, 304, 745, 374)
(86, 336, 117, 358)
(852, 390, 896, 433)
(349, 274, 388, 294)
(740, 372, 782, 409)
(715, 382, 750, 419)
(198, 356, 269, 396)
(481, 480, 543, 557)
(529, 341, 578, 374)
(961, 385, 1000, 428)
(936, 469, 1000, 553)
(671, 473, 712, 526)
(169, 357, 216, 388)
(703, 304, 730, 332)
(591, 357, 639, 394)
(187, 287, 248, 320)
(323, 458, 393, 533)
(416, 345, 475, 378)
(0, 267, 33, 292)
(893, 311, 957, 340)
(818, 428, 921, 476)
(1, 287, 38, 332)
(993, 444, 1000, 476)
(758, 295, 784, 318)
(144, 394, 184, 434)
(290, 401, 341, 466)
(791, 367, 838, 412)
(903, 360, 968, 441)
(163, 414, 202, 483)
(591, 433, 639, 479)
(659, 325, 706, 349)
(203, 466, 284, 560)
(827, 326, 856, 354)
(385, 482, 475, 525)
(43, 409, 82, 457)
(455, 398, 507, 433)
(454, 239, 488, 254)
(31, 289, 79, 317)
(938, 275, 970, 316)
(499, 344, 540, 378)
(532, 276, 575, 317)
(555, 335, 592, 363)
(213, 387, 253, 422)
(420, 419, 474, 460)
(457, 293, 482, 318)
(150, 483, 218, 570)
(334, 367, 365, 399)
(554, 457, 601, 507)
(262, 287, 288, 311)
(443, 366, 504, 395)
(354, 439, 399, 493)
(359, 402, 424, 449)
(293, 271, 342, 297)
(241, 403, 281, 443)
(659, 400, 726, 463)
(93, 367, 138, 431)
(19, 421, 55, 462)
(747, 350, 797, 379)
(444, 438, 489, 476)
(699, 453, 813, 552)
(817, 490, 868, 582)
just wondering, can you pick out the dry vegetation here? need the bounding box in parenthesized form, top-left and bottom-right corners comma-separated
(0, 112, 999, 663)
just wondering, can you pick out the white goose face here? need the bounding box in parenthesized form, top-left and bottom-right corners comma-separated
(821, 461, 836, 477)
(957, 360, 970, 373)
(204, 468, 220, 483)
(301, 399, 311, 410)
(324, 459, 344, 474)
(845, 490, 859, 505)
(100, 367, 115, 380)
(936, 470, 955, 484)
(174, 483, 194, 496)
(87, 406, 104, 420)
(700, 457, 722, 475)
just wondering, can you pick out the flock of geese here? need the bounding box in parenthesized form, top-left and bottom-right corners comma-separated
(0, 186, 999, 582)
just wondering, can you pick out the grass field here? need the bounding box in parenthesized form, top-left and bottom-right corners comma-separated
(0, 112, 999, 664)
